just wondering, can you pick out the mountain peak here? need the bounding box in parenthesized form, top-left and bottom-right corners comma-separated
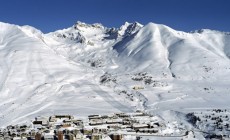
(118, 21, 143, 37)
(123, 21, 143, 27)
(74, 21, 104, 30)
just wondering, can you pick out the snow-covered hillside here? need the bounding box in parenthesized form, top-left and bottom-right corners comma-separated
(1, 21, 230, 129)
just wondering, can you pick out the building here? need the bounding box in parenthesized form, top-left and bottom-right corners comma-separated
(58, 132, 64, 140)
(35, 133, 42, 140)
(92, 133, 102, 140)
(109, 134, 123, 140)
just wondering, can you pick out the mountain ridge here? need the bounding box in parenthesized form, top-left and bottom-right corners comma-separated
(1, 21, 230, 127)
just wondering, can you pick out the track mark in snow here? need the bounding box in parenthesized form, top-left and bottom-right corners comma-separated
(26, 52, 33, 84)
(91, 84, 132, 112)
(80, 80, 132, 112)
(0, 51, 14, 92)
(10, 102, 54, 124)
(36, 52, 56, 83)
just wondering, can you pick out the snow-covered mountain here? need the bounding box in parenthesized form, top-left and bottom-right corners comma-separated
(1, 21, 230, 127)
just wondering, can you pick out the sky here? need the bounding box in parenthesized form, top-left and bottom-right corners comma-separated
(0, 0, 229, 33)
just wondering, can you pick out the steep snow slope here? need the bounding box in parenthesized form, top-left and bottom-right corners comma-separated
(114, 23, 230, 79)
(1, 21, 230, 128)
(110, 23, 230, 115)
(45, 21, 230, 118)
(0, 22, 132, 126)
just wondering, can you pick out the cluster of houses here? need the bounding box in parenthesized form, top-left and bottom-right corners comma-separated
(0, 111, 168, 140)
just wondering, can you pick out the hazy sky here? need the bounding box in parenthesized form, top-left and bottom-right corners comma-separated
(0, 0, 229, 33)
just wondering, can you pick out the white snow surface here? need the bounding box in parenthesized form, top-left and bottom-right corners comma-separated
(1, 21, 230, 127)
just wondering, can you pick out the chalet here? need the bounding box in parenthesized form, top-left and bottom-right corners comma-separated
(13, 137, 22, 140)
(64, 133, 75, 140)
(89, 119, 103, 126)
(120, 125, 132, 129)
(11, 133, 17, 137)
(99, 128, 108, 134)
(30, 130, 36, 138)
(7, 125, 14, 130)
(132, 86, 144, 90)
(109, 134, 123, 140)
(92, 133, 102, 140)
(101, 115, 109, 119)
(43, 133, 53, 140)
(116, 113, 130, 118)
(107, 124, 121, 130)
(132, 124, 149, 130)
(130, 112, 145, 117)
(72, 119, 83, 126)
(35, 116, 48, 122)
(88, 115, 101, 120)
(69, 133, 76, 140)
(64, 129, 71, 135)
(72, 129, 82, 135)
(20, 125, 27, 129)
(106, 118, 122, 124)
(92, 128, 100, 134)
(54, 115, 73, 120)
(76, 132, 84, 139)
(49, 116, 57, 123)
(20, 132, 28, 138)
(4, 135, 12, 140)
(63, 119, 72, 123)
(20, 128, 26, 133)
(33, 124, 43, 130)
(149, 122, 161, 127)
(33, 121, 43, 125)
(35, 133, 42, 140)
(83, 127, 93, 135)
(61, 123, 72, 128)
(35, 117, 48, 125)
(122, 120, 132, 125)
(57, 131, 64, 140)
(138, 128, 158, 133)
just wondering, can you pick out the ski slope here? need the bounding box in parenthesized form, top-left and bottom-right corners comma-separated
(1, 21, 230, 128)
